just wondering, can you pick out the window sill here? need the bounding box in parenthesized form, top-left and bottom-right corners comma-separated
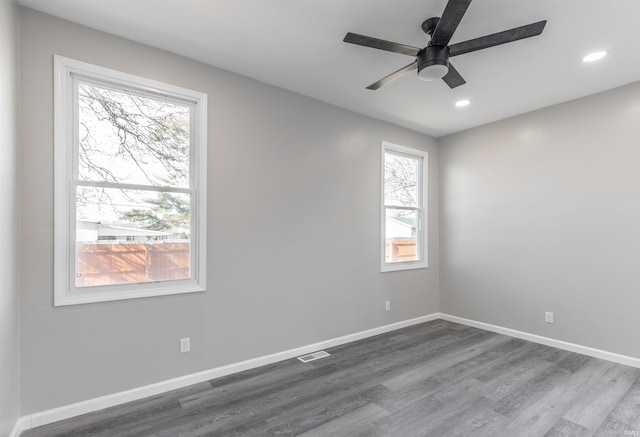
(54, 281, 205, 306)
(381, 261, 428, 273)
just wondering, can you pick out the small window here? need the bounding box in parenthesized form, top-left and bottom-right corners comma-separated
(381, 142, 428, 272)
(54, 56, 207, 305)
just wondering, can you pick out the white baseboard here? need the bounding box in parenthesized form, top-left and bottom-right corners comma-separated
(8, 417, 28, 437)
(438, 313, 640, 368)
(19, 313, 439, 432)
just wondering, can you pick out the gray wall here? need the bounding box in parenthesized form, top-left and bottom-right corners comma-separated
(439, 81, 640, 358)
(19, 7, 439, 414)
(0, 0, 20, 435)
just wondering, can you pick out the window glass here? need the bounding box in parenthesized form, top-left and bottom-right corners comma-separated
(384, 152, 419, 208)
(385, 208, 419, 263)
(77, 82, 191, 188)
(75, 186, 191, 287)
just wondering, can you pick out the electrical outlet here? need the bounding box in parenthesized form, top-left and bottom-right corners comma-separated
(180, 337, 190, 353)
(545, 312, 554, 324)
(385, 301, 391, 311)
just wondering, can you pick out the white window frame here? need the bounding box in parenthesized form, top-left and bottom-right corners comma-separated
(381, 141, 428, 272)
(54, 56, 207, 306)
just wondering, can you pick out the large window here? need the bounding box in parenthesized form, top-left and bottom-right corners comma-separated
(381, 142, 428, 272)
(54, 56, 207, 305)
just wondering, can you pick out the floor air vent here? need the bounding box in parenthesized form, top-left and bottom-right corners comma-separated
(297, 350, 330, 363)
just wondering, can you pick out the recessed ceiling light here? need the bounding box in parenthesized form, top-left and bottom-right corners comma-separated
(582, 51, 607, 63)
(455, 99, 471, 108)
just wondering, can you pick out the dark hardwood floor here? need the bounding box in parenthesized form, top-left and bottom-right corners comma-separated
(23, 320, 640, 436)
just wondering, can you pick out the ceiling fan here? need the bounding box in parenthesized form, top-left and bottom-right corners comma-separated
(343, 0, 546, 90)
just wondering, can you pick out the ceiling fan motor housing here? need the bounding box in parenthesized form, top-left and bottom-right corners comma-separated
(417, 45, 450, 79)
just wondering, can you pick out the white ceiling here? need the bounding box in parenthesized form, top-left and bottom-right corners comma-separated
(18, 0, 640, 137)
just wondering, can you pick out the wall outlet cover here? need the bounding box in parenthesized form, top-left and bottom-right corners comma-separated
(180, 337, 190, 353)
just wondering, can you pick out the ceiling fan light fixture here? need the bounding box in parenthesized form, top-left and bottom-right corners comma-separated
(418, 64, 449, 81)
(582, 50, 607, 63)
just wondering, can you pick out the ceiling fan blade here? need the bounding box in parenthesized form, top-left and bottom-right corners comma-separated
(449, 20, 547, 57)
(366, 61, 417, 90)
(442, 63, 466, 88)
(344, 32, 421, 57)
(429, 0, 473, 47)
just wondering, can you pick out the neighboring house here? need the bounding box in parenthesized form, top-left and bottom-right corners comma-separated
(386, 216, 416, 239)
(76, 219, 172, 242)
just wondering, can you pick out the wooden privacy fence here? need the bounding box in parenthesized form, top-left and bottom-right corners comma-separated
(76, 242, 190, 287)
(385, 239, 417, 263)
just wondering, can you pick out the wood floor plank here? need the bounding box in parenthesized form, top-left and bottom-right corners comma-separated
(478, 346, 559, 402)
(354, 380, 491, 437)
(544, 418, 590, 437)
(475, 342, 551, 382)
(489, 357, 616, 436)
(490, 361, 572, 417)
(446, 406, 509, 437)
(372, 339, 526, 414)
(418, 396, 496, 437)
(611, 375, 640, 428)
(561, 360, 639, 431)
(594, 375, 640, 437)
(258, 385, 389, 436)
(381, 332, 507, 390)
(351, 396, 446, 437)
(297, 403, 388, 437)
(22, 321, 640, 437)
